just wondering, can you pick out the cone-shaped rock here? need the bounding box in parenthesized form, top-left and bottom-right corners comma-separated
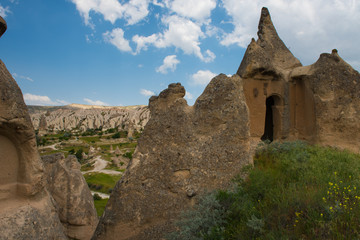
(237, 7, 302, 78)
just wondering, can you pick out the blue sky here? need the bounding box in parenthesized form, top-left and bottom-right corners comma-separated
(1, 0, 359, 106)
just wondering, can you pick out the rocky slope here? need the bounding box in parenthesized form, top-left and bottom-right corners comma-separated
(28, 104, 150, 133)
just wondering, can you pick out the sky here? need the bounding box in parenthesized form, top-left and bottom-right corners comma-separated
(0, 0, 359, 106)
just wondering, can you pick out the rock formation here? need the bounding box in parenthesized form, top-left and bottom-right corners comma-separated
(237, 7, 360, 153)
(0, 21, 66, 238)
(291, 50, 360, 151)
(42, 153, 98, 240)
(92, 6, 360, 240)
(93, 76, 251, 239)
(28, 104, 149, 133)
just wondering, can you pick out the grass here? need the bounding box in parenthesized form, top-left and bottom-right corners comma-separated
(168, 141, 360, 239)
(84, 172, 122, 194)
(94, 198, 108, 217)
(81, 162, 95, 171)
(80, 136, 101, 143)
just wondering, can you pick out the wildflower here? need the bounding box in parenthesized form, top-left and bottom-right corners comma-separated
(320, 213, 323, 217)
(329, 182, 333, 186)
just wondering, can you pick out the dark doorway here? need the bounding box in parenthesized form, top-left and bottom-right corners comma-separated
(261, 96, 275, 142)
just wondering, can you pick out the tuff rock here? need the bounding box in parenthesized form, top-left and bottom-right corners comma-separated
(92, 75, 251, 239)
(28, 104, 149, 134)
(0, 57, 66, 239)
(92, 7, 360, 240)
(42, 153, 98, 240)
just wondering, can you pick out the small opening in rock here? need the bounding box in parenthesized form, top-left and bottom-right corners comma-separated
(261, 96, 275, 142)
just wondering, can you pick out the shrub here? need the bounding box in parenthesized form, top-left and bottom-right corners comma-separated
(93, 193, 102, 201)
(166, 192, 226, 240)
(168, 141, 360, 239)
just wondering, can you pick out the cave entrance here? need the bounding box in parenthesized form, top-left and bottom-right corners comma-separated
(261, 95, 283, 142)
(261, 96, 275, 142)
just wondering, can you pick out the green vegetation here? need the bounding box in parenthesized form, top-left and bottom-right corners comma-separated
(111, 131, 128, 139)
(84, 173, 122, 194)
(168, 141, 360, 239)
(80, 136, 101, 143)
(94, 198, 108, 217)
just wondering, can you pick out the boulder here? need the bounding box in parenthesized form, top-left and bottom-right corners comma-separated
(42, 153, 98, 240)
(92, 75, 251, 239)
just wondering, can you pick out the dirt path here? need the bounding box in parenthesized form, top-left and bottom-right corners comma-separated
(40, 142, 59, 150)
(83, 155, 123, 175)
(91, 191, 110, 199)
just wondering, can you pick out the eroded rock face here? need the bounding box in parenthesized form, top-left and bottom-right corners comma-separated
(42, 153, 98, 240)
(0, 59, 66, 239)
(236, 7, 360, 153)
(93, 75, 251, 239)
(28, 104, 149, 133)
(294, 50, 360, 151)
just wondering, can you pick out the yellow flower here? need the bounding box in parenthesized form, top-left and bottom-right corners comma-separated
(320, 213, 323, 217)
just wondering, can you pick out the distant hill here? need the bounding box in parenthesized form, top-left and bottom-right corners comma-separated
(27, 104, 150, 133)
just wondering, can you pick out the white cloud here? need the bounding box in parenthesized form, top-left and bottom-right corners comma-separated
(220, 0, 360, 67)
(167, 0, 216, 22)
(12, 73, 34, 82)
(133, 15, 215, 62)
(83, 98, 108, 106)
(184, 91, 193, 100)
(24, 93, 67, 106)
(156, 55, 180, 74)
(140, 89, 155, 96)
(70, 0, 150, 26)
(0, 5, 10, 18)
(103, 28, 133, 53)
(190, 70, 217, 86)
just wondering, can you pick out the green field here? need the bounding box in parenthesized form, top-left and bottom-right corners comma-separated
(94, 198, 109, 217)
(84, 173, 122, 194)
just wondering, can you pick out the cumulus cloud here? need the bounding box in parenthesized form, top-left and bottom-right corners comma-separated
(140, 89, 155, 96)
(24, 93, 68, 106)
(103, 28, 133, 53)
(83, 98, 108, 106)
(0, 5, 10, 18)
(190, 70, 217, 86)
(70, 0, 150, 26)
(12, 73, 34, 82)
(156, 55, 180, 74)
(220, 0, 360, 66)
(167, 0, 216, 22)
(133, 15, 215, 62)
(184, 91, 193, 100)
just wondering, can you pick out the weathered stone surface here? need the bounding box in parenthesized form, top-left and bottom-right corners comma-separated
(42, 153, 98, 240)
(0, 59, 66, 239)
(92, 75, 251, 239)
(0, 195, 67, 240)
(28, 104, 149, 133)
(237, 7, 300, 143)
(237, 7, 360, 153)
(294, 50, 360, 151)
(237, 7, 302, 79)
